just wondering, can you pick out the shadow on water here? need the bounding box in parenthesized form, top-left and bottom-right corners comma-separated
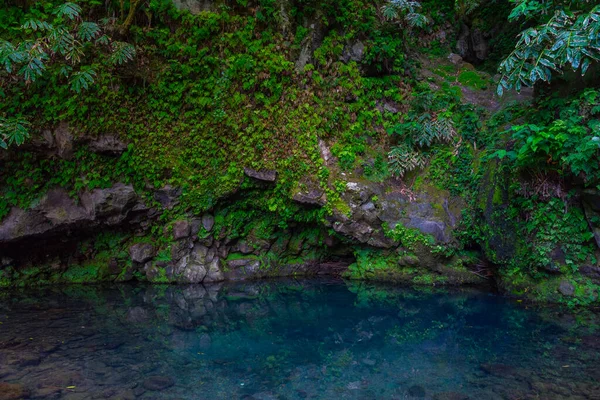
(1, 278, 600, 399)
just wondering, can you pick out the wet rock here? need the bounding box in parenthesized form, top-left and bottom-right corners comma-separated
(408, 385, 426, 397)
(244, 168, 277, 182)
(0, 382, 29, 400)
(129, 243, 155, 263)
(173, 220, 190, 240)
(202, 214, 215, 232)
(143, 376, 174, 391)
(87, 135, 127, 155)
(558, 280, 575, 297)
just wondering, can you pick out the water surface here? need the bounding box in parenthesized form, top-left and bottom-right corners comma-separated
(1, 278, 599, 399)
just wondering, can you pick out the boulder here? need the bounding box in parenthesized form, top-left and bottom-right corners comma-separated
(143, 376, 175, 391)
(244, 168, 277, 182)
(558, 280, 575, 297)
(341, 41, 365, 63)
(202, 214, 215, 232)
(154, 185, 181, 210)
(87, 135, 127, 155)
(129, 243, 155, 264)
(172, 220, 190, 240)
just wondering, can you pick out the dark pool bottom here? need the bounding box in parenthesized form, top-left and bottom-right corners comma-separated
(1, 279, 599, 400)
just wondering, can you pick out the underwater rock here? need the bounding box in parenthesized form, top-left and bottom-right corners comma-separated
(433, 392, 470, 400)
(143, 376, 175, 391)
(408, 385, 426, 397)
(0, 382, 29, 400)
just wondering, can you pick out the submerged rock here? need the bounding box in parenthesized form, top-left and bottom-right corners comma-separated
(143, 376, 175, 391)
(0, 382, 29, 400)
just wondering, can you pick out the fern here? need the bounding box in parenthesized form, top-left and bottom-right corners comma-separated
(54, 2, 82, 20)
(110, 42, 136, 65)
(388, 144, 428, 177)
(70, 69, 96, 93)
(382, 0, 429, 28)
(498, 4, 600, 94)
(0, 117, 30, 149)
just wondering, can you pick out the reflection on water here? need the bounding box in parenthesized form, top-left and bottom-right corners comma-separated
(1, 278, 599, 399)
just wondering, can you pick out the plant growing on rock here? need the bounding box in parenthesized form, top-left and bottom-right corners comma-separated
(497, 1, 600, 94)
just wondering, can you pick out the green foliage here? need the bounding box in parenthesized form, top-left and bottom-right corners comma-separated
(0, 116, 29, 149)
(491, 89, 600, 184)
(498, 1, 600, 93)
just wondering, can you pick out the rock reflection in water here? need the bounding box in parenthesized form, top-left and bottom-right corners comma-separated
(0, 278, 599, 399)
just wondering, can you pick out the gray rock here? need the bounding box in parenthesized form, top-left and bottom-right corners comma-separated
(172, 220, 190, 240)
(341, 41, 365, 63)
(244, 168, 277, 182)
(87, 135, 127, 155)
(154, 185, 182, 209)
(129, 243, 155, 263)
(447, 53, 463, 65)
(202, 214, 215, 232)
(293, 189, 326, 206)
(80, 183, 138, 225)
(54, 122, 73, 159)
(172, 0, 214, 13)
(190, 219, 202, 237)
(558, 280, 575, 297)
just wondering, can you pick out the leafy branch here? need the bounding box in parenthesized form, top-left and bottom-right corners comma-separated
(498, 3, 600, 94)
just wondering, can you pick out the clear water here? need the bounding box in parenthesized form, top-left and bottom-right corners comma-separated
(1, 278, 600, 400)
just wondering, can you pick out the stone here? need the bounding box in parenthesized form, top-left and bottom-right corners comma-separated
(54, 122, 73, 159)
(433, 393, 470, 400)
(0, 382, 29, 400)
(172, 220, 190, 240)
(190, 219, 202, 237)
(87, 135, 127, 155)
(447, 53, 463, 65)
(558, 280, 575, 297)
(408, 385, 426, 398)
(142, 376, 174, 391)
(154, 185, 182, 210)
(129, 243, 155, 263)
(202, 214, 215, 232)
(292, 189, 326, 206)
(80, 183, 138, 225)
(172, 0, 215, 13)
(341, 40, 365, 63)
(244, 168, 277, 182)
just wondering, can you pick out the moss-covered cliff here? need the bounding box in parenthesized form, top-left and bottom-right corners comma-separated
(1, 0, 599, 306)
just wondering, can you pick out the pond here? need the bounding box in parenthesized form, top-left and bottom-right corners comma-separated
(0, 278, 599, 399)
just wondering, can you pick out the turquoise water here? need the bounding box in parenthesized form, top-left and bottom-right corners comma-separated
(1, 278, 599, 399)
